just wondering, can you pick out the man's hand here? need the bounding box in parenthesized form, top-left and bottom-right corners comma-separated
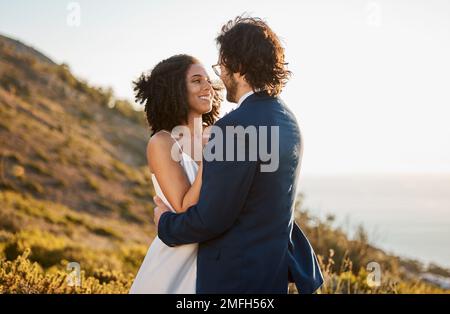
(153, 196, 171, 231)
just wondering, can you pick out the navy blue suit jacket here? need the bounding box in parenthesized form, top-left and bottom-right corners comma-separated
(158, 92, 323, 294)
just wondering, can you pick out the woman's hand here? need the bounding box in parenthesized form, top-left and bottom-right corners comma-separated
(153, 196, 171, 230)
(202, 125, 212, 148)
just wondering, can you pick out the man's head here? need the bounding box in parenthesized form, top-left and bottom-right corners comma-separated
(215, 15, 291, 102)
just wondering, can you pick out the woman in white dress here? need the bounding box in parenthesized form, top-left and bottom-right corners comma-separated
(129, 54, 222, 293)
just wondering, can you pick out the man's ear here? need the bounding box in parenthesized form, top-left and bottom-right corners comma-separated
(234, 71, 246, 85)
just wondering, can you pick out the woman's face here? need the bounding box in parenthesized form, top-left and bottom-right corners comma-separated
(186, 63, 213, 115)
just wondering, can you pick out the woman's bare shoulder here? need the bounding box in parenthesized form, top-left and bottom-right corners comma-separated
(146, 131, 180, 172)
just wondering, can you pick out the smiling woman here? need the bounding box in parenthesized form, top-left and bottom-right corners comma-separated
(133, 54, 222, 136)
(129, 54, 224, 294)
(186, 65, 216, 117)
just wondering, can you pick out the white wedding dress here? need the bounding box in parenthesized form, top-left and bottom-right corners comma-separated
(129, 131, 199, 294)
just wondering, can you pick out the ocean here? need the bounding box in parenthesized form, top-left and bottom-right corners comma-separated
(298, 173, 450, 268)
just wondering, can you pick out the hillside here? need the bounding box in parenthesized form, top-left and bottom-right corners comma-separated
(0, 33, 157, 291)
(0, 34, 449, 293)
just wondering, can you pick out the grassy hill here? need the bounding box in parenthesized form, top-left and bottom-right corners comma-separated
(0, 34, 448, 294)
(0, 33, 155, 292)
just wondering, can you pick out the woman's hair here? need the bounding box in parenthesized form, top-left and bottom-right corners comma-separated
(133, 54, 223, 135)
(216, 15, 291, 97)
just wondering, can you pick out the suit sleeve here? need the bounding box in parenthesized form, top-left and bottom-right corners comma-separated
(158, 119, 259, 246)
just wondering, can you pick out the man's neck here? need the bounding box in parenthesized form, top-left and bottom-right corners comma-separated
(235, 86, 253, 104)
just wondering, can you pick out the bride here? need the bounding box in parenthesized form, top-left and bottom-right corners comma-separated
(129, 54, 222, 293)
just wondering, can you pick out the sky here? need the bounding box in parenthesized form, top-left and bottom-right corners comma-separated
(1, 0, 449, 176)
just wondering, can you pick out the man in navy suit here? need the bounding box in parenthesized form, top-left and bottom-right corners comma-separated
(154, 15, 323, 294)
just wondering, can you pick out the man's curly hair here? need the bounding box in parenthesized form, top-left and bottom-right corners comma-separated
(133, 54, 223, 135)
(216, 15, 291, 96)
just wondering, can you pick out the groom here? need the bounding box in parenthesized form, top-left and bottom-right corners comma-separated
(154, 15, 323, 294)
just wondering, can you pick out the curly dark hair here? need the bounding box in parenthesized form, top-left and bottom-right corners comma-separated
(133, 54, 223, 135)
(216, 15, 291, 96)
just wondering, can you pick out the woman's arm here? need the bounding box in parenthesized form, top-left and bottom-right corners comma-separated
(180, 161, 202, 212)
(147, 132, 202, 213)
(179, 125, 210, 211)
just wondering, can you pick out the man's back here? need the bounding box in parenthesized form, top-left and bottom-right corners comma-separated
(196, 92, 303, 293)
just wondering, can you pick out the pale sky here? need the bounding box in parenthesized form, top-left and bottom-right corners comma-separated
(1, 0, 449, 176)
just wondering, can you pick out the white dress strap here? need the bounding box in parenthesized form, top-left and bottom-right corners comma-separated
(160, 130, 183, 152)
(159, 130, 198, 170)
